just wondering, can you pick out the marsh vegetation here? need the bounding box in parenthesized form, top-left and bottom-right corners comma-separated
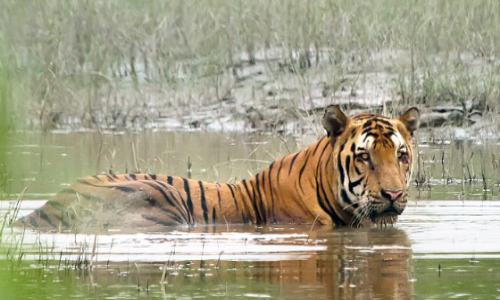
(1, 1, 500, 299)
(1, 0, 499, 133)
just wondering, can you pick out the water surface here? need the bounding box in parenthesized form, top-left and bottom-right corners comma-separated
(1, 131, 500, 299)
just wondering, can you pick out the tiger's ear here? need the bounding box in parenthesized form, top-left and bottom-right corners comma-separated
(322, 105, 349, 142)
(398, 107, 420, 135)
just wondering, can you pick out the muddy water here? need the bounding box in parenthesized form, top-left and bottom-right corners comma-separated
(1, 131, 500, 299)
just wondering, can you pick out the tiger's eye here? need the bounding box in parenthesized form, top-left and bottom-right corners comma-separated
(358, 153, 370, 162)
(398, 151, 409, 163)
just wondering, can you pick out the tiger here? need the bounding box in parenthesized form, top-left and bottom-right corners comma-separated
(17, 106, 420, 230)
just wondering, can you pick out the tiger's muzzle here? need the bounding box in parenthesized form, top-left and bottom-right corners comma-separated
(365, 190, 408, 225)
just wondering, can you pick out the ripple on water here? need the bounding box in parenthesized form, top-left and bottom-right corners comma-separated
(2, 200, 500, 299)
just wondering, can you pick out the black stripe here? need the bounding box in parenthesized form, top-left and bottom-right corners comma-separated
(350, 128, 357, 138)
(376, 118, 393, 127)
(34, 209, 58, 228)
(315, 158, 343, 226)
(277, 159, 284, 184)
(112, 186, 137, 193)
(143, 181, 188, 222)
(150, 174, 157, 180)
(325, 151, 333, 170)
(153, 181, 189, 222)
(212, 207, 217, 224)
(384, 132, 395, 140)
(354, 164, 361, 175)
(167, 176, 173, 185)
(76, 179, 137, 193)
(288, 152, 301, 175)
(142, 215, 182, 227)
(244, 181, 262, 224)
(316, 186, 344, 226)
(143, 196, 184, 224)
(46, 200, 65, 210)
(267, 162, 276, 223)
(362, 120, 373, 128)
(348, 177, 363, 195)
(319, 169, 338, 221)
(386, 127, 396, 134)
(27, 216, 38, 227)
(226, 184, 239, 211)
(341, 189, 356, 207)
(60, 189, 104, 202)
(345, 155, 351, 180)
(315, 149, 334, 216)
(315, 140, 331, 179)
(338, 154, 345, 185)
(152, 181, 188, 221)
(241, 212, 249, 224)
(319, 139, 331, 161)
(261, 170, 266, 190)
(361, 128, 371, 135)
(76, 179, 92, 185)
(183, 178, 194, 216)
(199, 181, 209, 225)
(363, 132, 379, 142)
(176, 189, 194, 225)
(316, 182, 333, 219)
(241, 180, 257, 223)
(312, 137, 326, 156)
(106, 175, 115, 182)
(51, 196, 76, 227)
(298, 150, 311, 193)
(92, 175, 101, 182)
(254, 174, 266, 223)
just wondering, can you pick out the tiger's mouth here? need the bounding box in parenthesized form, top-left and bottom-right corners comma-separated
(381, 206, 400, 214)
(370, 205, 404, 225)
(353, 198, 405, 225)
(351, 194, 407, 226)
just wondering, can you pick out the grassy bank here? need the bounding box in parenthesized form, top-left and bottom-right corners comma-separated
(0, 0, 499, 130)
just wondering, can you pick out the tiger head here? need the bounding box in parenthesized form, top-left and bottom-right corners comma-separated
(322, 106, 420, 226)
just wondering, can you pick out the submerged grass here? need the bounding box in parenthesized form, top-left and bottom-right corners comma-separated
(0, 0, 499, 129)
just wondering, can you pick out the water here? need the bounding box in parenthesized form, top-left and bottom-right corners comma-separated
(1, 131, 500, 299)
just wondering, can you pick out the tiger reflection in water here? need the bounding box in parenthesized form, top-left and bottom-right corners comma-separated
(89, 228, 412, 300)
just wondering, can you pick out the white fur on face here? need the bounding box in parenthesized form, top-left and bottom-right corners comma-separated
(337, 124, 413, 210)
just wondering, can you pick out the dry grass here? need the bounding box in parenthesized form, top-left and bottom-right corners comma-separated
(0, 0, 500, 129)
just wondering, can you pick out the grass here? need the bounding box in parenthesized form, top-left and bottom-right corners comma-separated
(1, 3, 500, 295)
(0, 0, 499, 130)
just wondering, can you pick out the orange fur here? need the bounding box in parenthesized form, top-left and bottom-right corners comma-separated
(18, 107, 420, 229)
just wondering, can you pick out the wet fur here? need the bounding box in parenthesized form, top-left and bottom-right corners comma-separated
(17, 107, 419, 230)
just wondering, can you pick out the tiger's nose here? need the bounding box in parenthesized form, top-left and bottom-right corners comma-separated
(381, 189, 403, 201)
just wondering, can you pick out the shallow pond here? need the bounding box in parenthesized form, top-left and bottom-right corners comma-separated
(1, 131, 500, 299)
